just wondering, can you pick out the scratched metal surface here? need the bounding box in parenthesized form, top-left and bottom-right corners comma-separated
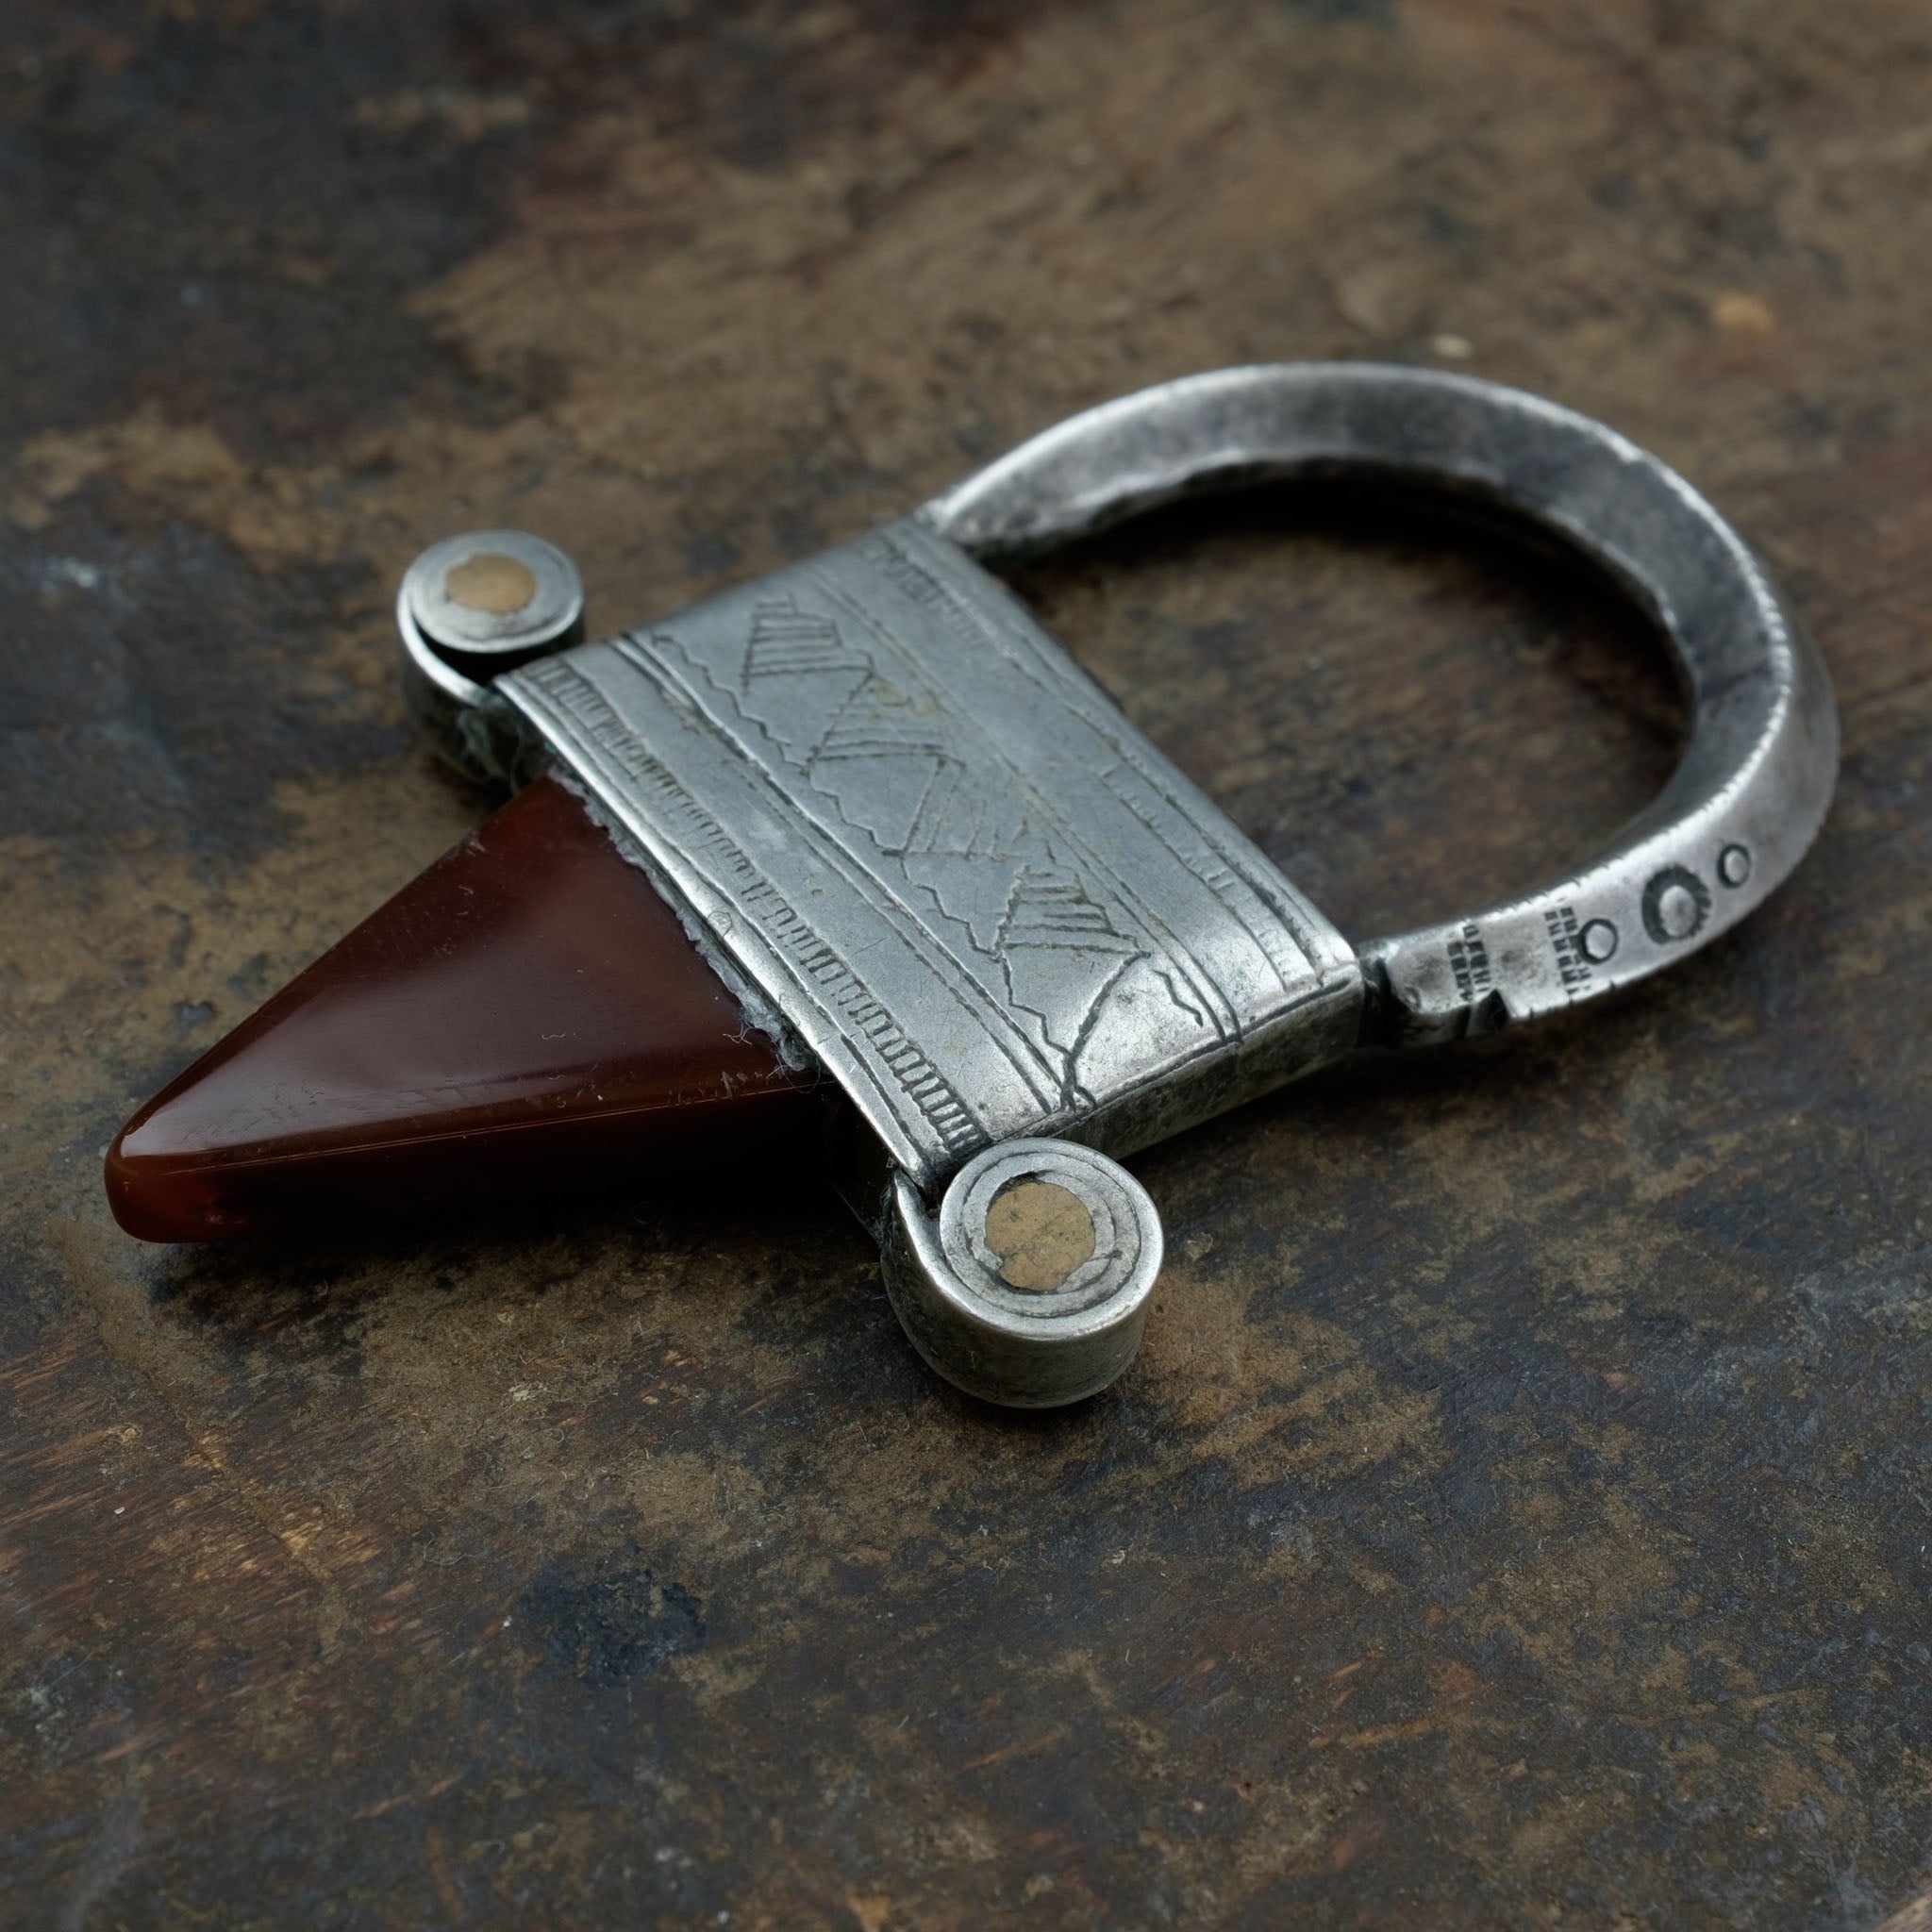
(3, 3, 1929, 1926)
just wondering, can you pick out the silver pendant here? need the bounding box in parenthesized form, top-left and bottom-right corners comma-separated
(397, 363, 1839, 1408)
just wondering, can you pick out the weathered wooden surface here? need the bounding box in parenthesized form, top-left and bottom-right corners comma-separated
(4, 2, 1930, 1924)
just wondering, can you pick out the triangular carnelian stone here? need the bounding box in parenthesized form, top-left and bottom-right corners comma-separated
(106, 776, 819, 1242)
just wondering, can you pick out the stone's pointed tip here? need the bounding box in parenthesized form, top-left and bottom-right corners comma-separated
(104, 1126, 235, 1244)
(104, 775, 819, 1244)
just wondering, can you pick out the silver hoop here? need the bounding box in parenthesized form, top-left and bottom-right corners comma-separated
(923, 363, 1839, 1046)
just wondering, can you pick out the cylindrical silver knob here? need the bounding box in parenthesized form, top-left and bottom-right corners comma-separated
(881, 1138, 1163, 1407)
(396, 529, 586, 780)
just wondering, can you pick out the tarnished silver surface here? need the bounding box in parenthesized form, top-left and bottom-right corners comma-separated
(881, 1139, 1163, 1407)
(400, 360, 1840, 1407)
(399, 529, 585, 779)
(498, 515, 1361, 1192)
(924, 363, 1840, 1046)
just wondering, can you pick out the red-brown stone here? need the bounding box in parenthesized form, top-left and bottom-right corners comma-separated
(105, 776, 819, 1242)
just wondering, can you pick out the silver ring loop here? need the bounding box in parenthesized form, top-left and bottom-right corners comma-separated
(921, 363, 1838, 1046)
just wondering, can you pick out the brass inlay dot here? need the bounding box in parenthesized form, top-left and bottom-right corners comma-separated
(984, 1178, 1096, 1292)
(445, 551, 538, 615)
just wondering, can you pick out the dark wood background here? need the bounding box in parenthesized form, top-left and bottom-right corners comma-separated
(4, 3, 1929, 1925)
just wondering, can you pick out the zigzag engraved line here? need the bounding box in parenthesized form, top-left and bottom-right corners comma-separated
(808, 557, 1241, 1041)
(628, 630, 1066, 1096)
(867, 521, 1344, 979)
(519, 657, 983, 1157)
(831, 538, 1252, 1030)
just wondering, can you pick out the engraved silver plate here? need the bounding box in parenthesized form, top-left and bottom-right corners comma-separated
(499, 515, 1362, 1191)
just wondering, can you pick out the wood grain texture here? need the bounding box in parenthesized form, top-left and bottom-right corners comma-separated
(3, 2, 1929, 1925)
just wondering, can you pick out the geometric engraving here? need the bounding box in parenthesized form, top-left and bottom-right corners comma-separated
(1544, 904, 1594, 995)
(1446, 920, 1492, 1002)
(502, 517, 1360, 1186)
(744, 596, 851, 681)
(1641, 863, 1712, 945)
(521, 658, 983, 1160)
(1578, 918, 1619, 963)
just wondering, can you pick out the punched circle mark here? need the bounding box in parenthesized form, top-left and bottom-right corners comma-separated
(1641, 864, 1712, 945)
(1578, 919, 1620, 963)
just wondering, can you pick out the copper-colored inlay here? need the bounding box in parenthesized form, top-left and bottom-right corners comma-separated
(984, 1179, 1096, 1292)
(445, 550, 537, 614)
